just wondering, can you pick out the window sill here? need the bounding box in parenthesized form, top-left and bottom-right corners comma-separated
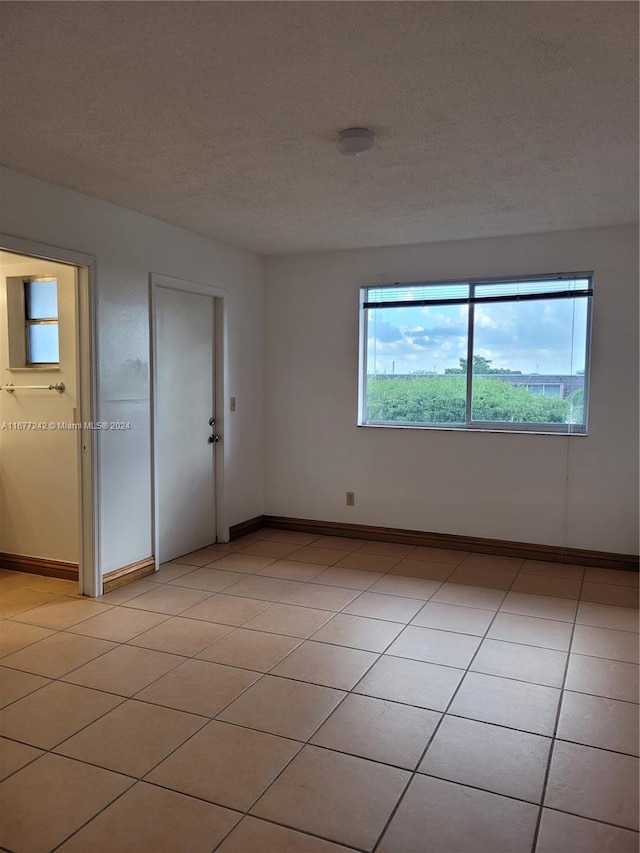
(5, 366, 61, 373)
(357, 423, 588, 437)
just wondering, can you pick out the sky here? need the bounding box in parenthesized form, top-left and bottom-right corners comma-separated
(366, 298, 588, 376)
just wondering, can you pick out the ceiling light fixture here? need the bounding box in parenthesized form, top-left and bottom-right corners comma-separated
(337, 127, 376, 157)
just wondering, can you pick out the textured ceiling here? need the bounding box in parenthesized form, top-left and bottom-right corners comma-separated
(0, 2, 637, 255)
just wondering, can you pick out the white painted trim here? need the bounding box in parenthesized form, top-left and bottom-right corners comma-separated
(0, 233, 99, 596)
(149, 273, 228, 569)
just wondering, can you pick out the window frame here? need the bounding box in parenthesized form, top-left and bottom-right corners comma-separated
(358, 271, 593, 435)
(23, 276, 60, 366)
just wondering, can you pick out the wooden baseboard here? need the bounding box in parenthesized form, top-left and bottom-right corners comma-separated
(102, 557, 156, 594)
(229, 516, 265, 540)
(0, 552, 79, 581)
(262, 515, 639, 572)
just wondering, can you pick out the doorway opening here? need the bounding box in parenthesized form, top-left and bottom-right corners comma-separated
(0, 236, 97, 596)
(150, 274, 227, 567)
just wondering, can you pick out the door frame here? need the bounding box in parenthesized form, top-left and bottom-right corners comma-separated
(0, 232, 100, 597)
(149, 273, 228, 569)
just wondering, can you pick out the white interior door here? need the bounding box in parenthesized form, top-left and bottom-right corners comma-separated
(156, 285, 216, 563)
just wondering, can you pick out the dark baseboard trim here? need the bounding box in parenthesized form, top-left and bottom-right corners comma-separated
(262, 515, 639, 572)
(0, 552, 79, 581)
(229, 516, 265, 540)
(102, 557, 156, 594)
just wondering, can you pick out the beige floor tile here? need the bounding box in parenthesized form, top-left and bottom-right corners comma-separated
(449, 671, 560, 735)
(0, 621, 55, 657)
(0, 587, 61, 618)
(217, 816, 353, 853)
(0, 666, 49, 708)
(12, 597, 113, 629)
(147, 719, 300, 810)
(0, 753, 132, 853)
(1, 632, 116, 678)
(180, 593, 272, 626)
(487, 612, 572, 651)
(500, 590, 577, 621)
(409, 546, 468, 565)
(101, 579, 158, 604)
(411, 601, 494, 636)
(335, 552, 400, 573)
(257, 559, 327, 582)
(377, 774, 537, 853)
(572, 624, 639, 663)
(128, 616, 230, 656)
(389, 559, 454, 581)
(11, 575, 78, 595)
(584, 567, 639, 588)
(205, 553, 277, 574)
(197, 628, 301, 671)
(151, 562, 200, 583)
(238, 540, 303, 559)
(121, 584, 214, 615)
(557, 690, 639, 756)
(545, 741, 639, 830)
(419, 715, 551, 802)
(56, 699, 206, 777)
(565, 654, 639, 703)
(581, 581, 639, 608)
(521, 560, 585, 580)
(174, 548, 225, 566)
(0, 681, 123, 749)
(282, 545, 345, 567)
(312, 567, 383, 590)
(536, 808, 640, 853)
(262, 530, 322, 546)
(218, 675, 344, 740)
(461, 553, 524, 571)
(222, 575, 302, 602)
(57, 781, 240, 853)
(311, 613, 403, 652)
(270, 640, 377, 690)
(136, 659, 258, 716)
(511, 574, 581, 599)
(242, 603, 334, 638)
(448, 566, 516, 590)
(431, 583, 506, 610)
(387, 625, 481, 668)
(311, 693, 440, 769)
(343, 591, 425, 623)
(313, 536, 366, 551)
(356, 541, 416, 558)
(471, 639, 567, 687)
(62, 644, 185, 696)
(279, 583, 361, 611)
(67, 607, 169, 642)
(252, 745, 409, 851)
(368, 574, 441, 600)
(355, 656, 463, 710)
(167, 567, 248, 593)
(0, 737, 43, 781)
(576, 601, 640, 632)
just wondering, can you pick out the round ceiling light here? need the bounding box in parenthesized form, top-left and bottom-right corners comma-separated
(337, 127, 376, 157)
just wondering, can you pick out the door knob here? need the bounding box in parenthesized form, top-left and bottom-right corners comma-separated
(209, 417, 215, 426)
(208, 434, 220, 444)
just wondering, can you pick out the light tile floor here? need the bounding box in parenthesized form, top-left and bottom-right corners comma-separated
(0, 529, 638, 853)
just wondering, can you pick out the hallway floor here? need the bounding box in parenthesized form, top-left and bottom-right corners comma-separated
(0, 528, 638, 853)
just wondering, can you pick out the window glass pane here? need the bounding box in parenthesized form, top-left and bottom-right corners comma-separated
(365, 304, 468, 423)
(470, 298, 588, 425)
(27, 324, 59, 363)
(25, 279, 58, 320)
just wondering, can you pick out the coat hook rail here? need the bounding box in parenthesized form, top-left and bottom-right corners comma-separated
(1, 382, 65, 393)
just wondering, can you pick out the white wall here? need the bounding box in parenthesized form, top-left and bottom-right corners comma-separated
(264, 225, 639, 556)
(0, 167, 264, 576)
(0, 256, 79, 562)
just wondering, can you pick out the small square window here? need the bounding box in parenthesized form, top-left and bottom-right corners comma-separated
(24, 278, 60, 364)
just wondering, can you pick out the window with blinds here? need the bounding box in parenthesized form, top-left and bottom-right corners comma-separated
(359, 273, 593, 433)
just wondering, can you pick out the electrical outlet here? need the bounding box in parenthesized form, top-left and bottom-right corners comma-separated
(346, 491, 355, 507)
(230, 397, 236, 412)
